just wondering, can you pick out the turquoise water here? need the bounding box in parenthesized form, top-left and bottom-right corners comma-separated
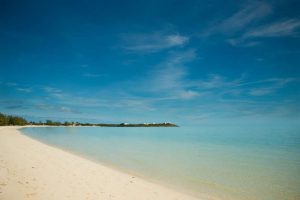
(21, 127, 300, 200)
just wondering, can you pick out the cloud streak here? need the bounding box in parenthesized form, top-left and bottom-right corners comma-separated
(16, 88, 32, 93)
(243, 19, 300, 38)
(202, 2, 272, 36)
(1, 71, 298, 124)
(137, 49, 200, 99)
(247, 78, 296, 96)
(202, 1, 300, 47)
(43, 87, 65, 99)
(196, 74, 244, 89)
(122, 32, 189, 52)
(228, 19, 300, 46)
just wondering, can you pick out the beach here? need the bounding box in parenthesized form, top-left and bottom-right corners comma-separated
(0, 126, 201, 200)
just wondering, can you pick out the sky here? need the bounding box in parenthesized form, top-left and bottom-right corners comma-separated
(0, 0, 299, 126)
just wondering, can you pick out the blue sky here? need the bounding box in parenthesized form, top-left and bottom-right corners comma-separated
(0, 0, 299, 126)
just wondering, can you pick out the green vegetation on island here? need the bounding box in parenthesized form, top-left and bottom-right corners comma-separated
(0, 113, 27, 126)
(0, 113, 178, 127)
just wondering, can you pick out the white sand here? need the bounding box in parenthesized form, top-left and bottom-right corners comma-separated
(0, 126, 205, 200)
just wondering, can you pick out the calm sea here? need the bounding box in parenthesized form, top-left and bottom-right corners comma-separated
(21, 126, 300, 200)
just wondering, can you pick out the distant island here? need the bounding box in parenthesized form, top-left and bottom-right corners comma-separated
(0, 113, 178, 127)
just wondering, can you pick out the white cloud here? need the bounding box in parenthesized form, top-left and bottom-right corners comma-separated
(220, 2, 271, 32)
(227, 38, 261, 47)
(227, 19, 300, 46)
(197, 74, 243, 89)
(122, 32, 189, 52)
(178, 90, 200, 99)
(166, 35, 189, 46)
(35, 103, 80, 114)
(243, 19, 300, 38)
(116, 99, 155, 111)
(43, 87, 65, 98)
(149, 64, 187, 91)
(140, 49, 199, 100)
(202, 2, 272, 36)
(247, 78, 297, 96)
(130, 49, 295, 101)
(201, 2, 300, 47)
(237, 78, 296, 87)
(249, 87, 274, 96)
(16, 88, 32, 93)
(192, 75, 296, 98)
(2, 82, 32, 93)
(59, 106, 76, 113)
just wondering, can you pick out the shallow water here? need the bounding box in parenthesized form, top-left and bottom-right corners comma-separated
(21, 126, 300, 200)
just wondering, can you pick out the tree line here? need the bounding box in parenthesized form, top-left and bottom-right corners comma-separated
(0, 113, 28, 126)
(0, 112, 178, 127)
(0, 113, 88, 126)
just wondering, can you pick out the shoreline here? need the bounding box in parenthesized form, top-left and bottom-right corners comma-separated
(0, 126, 204, 200)
(21, 127, 218, 200)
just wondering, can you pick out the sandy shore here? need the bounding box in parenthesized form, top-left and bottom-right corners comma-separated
(0, 126, 202, 200)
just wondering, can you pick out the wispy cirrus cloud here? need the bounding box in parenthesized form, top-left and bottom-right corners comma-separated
(249, 87, 277, 96)
(43, 87, 65, 98)
(35, 103, 81, 114)
(122, 32, 189, 53)
(137, 49, 200, 99)
(0, 82, 33, 93)
(202, 1, 300, 47)
(247, 78, 296, 96)
(191, 75, 296, 97)
(127, 48, 296, 103)
(16, 87, 32, 93)
(196, 74, 244, 89)
(202, 2, 272, 36)
(243, 19, 300, 38)
(228, 19, 300, 46)
(1, 73, 298, 124)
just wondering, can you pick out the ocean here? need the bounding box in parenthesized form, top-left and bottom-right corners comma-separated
(21, 126, 300, 200)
